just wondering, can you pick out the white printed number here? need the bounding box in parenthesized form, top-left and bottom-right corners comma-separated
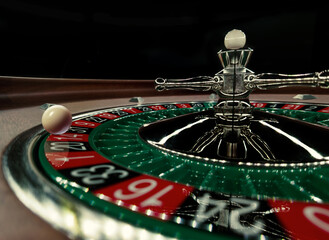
(114, 179, 173, 207)
(230, 198, 263, 235)
(195, 193, 226, 222)
(69, 126, 89, 133)
(71, 164, 129, 185)
(195, 194, 263, 235)
(50, 142, 86, 151)
(304, 206, 329, 234)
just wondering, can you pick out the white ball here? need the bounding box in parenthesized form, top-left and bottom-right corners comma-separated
(42, 105, 72, 135)
(224, 29, 246, 50)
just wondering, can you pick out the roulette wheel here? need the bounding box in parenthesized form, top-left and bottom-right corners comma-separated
(2, 30, 329, 240)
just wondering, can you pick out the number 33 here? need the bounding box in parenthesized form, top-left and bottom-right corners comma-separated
(71, 164, 129, 185)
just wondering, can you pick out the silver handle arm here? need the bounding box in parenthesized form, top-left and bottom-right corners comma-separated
(155, 76, 221, 92)
(246, 70, 329, 90)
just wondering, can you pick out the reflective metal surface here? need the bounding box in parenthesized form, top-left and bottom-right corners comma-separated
(155, 59, 329, 98)
(154, 30, 329, 166)
(139, 109, 329, 166)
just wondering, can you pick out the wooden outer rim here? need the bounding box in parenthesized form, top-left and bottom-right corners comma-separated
(1, 76, 329, 109)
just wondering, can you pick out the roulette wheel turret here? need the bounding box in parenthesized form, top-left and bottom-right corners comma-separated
(154, 29, 329, 165)
(3, 29, 329, 240)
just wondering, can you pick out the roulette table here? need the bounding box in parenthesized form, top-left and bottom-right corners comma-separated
(2, 92, 329, 240)
(3, 30, 329, 240)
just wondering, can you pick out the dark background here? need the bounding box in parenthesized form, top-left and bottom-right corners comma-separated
(1, 1, 329, 80)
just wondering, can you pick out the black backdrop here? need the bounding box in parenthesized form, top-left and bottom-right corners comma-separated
(1, 1, 329, 80)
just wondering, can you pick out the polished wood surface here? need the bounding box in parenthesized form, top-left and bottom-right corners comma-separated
(0, 76, 196, 110)
(2, 76, 329, 110)
(1, 76, 329, 239)
(0, 77, 154, 109)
